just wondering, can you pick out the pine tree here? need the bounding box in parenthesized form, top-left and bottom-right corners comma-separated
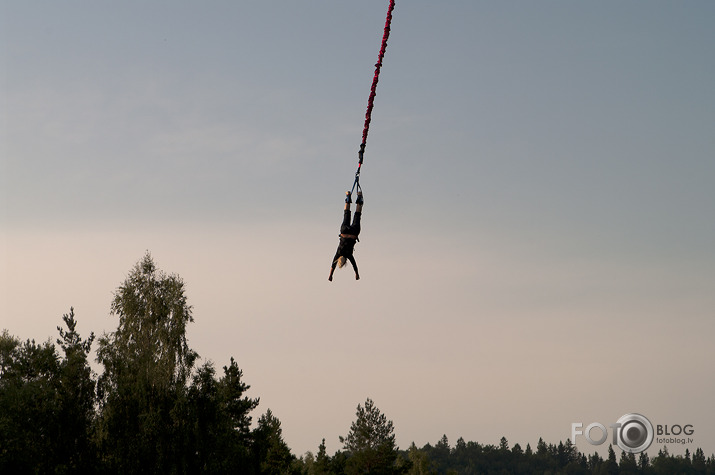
(56, 308, 97, 471)
(254, 409, 295, 474)
(499, 436, 509, 451)
(606, 444, 618, 475)
(0, 334, 60, 472)
(536, 437, 549, 457)
(692, 447, 706, 471)
(618, 451, 638, 474)
(638, 451, 650, 470)
(341, 398, 399, 475)
(187, 359, 259, 472)
(314, 438, 331, 475)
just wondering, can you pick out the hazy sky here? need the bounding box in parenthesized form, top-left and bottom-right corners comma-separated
(2, 0, 714, 458)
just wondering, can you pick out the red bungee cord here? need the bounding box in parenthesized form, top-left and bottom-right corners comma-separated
(352, 0, 396, 193)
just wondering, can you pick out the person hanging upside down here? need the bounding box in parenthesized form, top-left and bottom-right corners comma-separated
(328, 191, 363, 281)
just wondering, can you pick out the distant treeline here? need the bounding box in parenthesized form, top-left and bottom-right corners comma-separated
(2, 254, 713, 474)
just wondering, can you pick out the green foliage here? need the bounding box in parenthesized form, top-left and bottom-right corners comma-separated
(91, 253, 268, 473)
(0, 334, 61, 472)
(55, 308, 98, 471)
(97, 252, 197, 397)
(185, 359, 260, 472)
(4, 253, 715, 475)
(619, 451, 639, 474)
(95, 253, 200, 473)
(0, 310, 97, 473)
(254, 408, 296, 474)
(407, 442, 433, 475)
(315, 438, 332, 474)
(340, 398, 401, 474)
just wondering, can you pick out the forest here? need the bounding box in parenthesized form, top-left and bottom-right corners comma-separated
(2, 254, 713, 474)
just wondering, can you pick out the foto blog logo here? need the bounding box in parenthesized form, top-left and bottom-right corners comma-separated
(572, 413, 654, 454)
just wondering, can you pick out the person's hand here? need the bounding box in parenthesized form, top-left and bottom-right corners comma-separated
(355, 273, 360, 280)
(328, 274, 333, 282)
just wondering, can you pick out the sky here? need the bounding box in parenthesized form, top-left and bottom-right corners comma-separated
(2, 0, 714, 459)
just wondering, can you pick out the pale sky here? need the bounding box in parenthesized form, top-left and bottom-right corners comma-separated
(2, 0, 714, 458)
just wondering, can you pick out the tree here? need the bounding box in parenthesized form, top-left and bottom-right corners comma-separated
(341, 398, 399, 474)
(407, 442, 431, 475)
(92, 253, 264, 473)
(558, 438, 578, 468)
(692, 447, 706, 472)
(253, 409, 295, 474)
(0, 311, 97, 473)
(587, 451, 603, 471)
(606, 444, 619, 475)
(314, 438, 331, 475)
(98, 253, 197, 392)
(55, 308, 97, 471)
(432, 434, 451, 469)
(0, 333, 61, 472)
(534, 437, 557, 472)
(512, 442, 523, 455)
(95, 253, 199, 473)
(499, 436, 509, 451)
(637, 451, 650, 470)
(524, 443, 533, 457)
(536, 437, 549, 457)
(186, 358, 259, 472)
(618, 451, 638, 474)
(220, 357, 259, 439)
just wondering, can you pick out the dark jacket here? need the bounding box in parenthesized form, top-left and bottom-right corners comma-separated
(331, 209, 361, 272)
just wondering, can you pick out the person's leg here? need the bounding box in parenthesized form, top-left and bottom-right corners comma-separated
(351, 212, 361, 234)
(341, 191, 353, 232)
(341, 209, 352, 234)
(355, 191, 363, 212)
(341, 191, 352, 228)
(353, 192, 363, 230)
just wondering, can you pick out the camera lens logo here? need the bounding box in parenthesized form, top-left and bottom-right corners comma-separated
(616, 413, 654, 454)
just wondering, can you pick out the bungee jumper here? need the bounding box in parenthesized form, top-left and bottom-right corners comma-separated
(328, 0, 395, 282)
(328, 191, 364, 281)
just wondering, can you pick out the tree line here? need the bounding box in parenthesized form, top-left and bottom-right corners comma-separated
(1, 254, 713, 474)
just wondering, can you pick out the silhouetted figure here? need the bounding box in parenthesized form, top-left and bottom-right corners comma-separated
(328, 191, 363, 281)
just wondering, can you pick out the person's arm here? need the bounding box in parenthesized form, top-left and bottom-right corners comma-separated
(348, 255, 359, 280)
